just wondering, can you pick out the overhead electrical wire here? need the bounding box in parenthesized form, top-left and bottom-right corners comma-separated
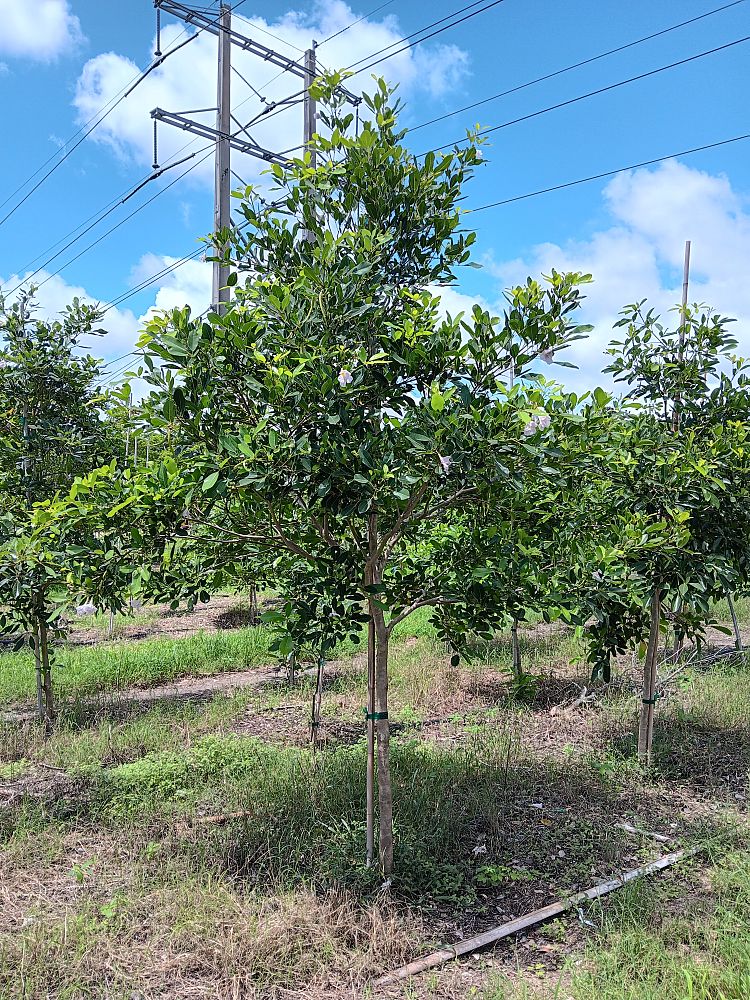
(231, 10, 306, 53)
(15, 148, 217, 298)
(344, 0, 505, 73)
(317, 0, 397, 46)
(408, 0, 747, 133)
(252, 0, 510, 118)
(467, 132, 750, 214)
(417, 32, 750, 155)
(0, 32, 201, 232)
(3, 151, 209, 296)
(0, 0, 251, 232)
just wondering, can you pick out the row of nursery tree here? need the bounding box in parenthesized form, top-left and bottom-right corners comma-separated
(1, 78, 749, 874)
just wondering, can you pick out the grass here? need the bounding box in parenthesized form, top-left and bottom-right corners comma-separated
(566, 849, 750, 1000)
(0, 628, 274, 704)
(1, 599, 749, 998)
(710, 594, 750, 628)
(0, 604, 438, 708)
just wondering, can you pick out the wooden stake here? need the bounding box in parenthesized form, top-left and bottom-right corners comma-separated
(727, 592, 743, 652)
(374, 846, 699, 987)
(310, 655, 325, 747)
(32, 625, 44, 725)
(366, 615, 376, 866)
(638, 589, 662, 764)
(365, 523, 376, 869)
(511, 619, 522, 682)
(38, 620, 54, 734)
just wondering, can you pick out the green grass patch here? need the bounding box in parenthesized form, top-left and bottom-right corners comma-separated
(0, 628, 274, 705)
(72, 730, 522, 904)
(568, 850, 750, 1000)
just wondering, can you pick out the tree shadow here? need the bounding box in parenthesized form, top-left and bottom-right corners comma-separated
(602, 715, 750, 796)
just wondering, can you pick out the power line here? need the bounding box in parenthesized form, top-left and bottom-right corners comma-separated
(468, 132, 750, 213)
(7, 84, 289, 298)
(104, 245, 207, 312)
(0, 0, 252, 233)
(345, 0, 505, 73)
(318, 0, 398, 46)
(254, 0, 509, 113)
(408, 0, 747, 134)
(231, 10, 305, 54)
(27, 148, 217, 295)
(3, 152, 207, 297)
(419, 33, 750, 154)
(0, 31, 201, 233)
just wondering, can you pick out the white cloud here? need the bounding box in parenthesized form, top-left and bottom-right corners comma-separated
(73, 0, 469, 185)
(131, 254, 211, 320)
(0, 254, 210, 370)
(485, 161, 750, 392)
(0, 0, 82, 61)
(0, 271, 140, 360)
(430, 284, 492, 320)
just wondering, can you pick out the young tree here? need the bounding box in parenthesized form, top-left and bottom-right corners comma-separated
(0, 290, 119, 727)
(572, 303, 750, 761)
(130, 78, 593, 873)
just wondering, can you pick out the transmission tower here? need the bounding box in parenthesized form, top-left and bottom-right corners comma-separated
(150, 1, 358, 311)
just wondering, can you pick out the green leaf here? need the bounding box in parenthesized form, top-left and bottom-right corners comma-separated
(201, 471, 220, 492)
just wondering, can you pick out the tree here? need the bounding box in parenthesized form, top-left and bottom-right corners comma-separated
(0, 290, 119, 727)
(568, 302, 750, 761)
(130, 78, 594, 873)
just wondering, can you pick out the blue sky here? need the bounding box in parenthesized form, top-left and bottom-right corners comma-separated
(0, 0, 748, 386)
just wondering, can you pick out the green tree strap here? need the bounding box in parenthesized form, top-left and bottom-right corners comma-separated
(364, 709, 389, 721)
(642, 693, 661, 705)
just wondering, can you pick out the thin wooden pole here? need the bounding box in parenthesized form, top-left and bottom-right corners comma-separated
(510, 619, 522, 682)
(365, 549, 376, 868)
(310, 654, 325, 747)
(638, 589, 662, 764)
(38, 620, 54, 734)
(366, 617, 376, 865)
(727, 592, 743, 652)
(374, 847, 699, 987)
(33, 624, 44, 723)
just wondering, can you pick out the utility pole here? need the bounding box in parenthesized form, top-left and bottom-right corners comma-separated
(151, 2, 359, 304)
(213, 3, 231, 312)
(680, 239, 692, 331)
(303, 44, 317, 167)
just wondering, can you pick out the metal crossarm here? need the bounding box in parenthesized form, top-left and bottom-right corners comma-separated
(150, 108, 292, 166)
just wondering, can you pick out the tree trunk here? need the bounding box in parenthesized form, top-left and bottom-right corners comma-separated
(38, 619, 54, 734)
(511, 619, 522, 682)
(310, 654, 325, 747)
(287, 651, 297, 687)
(727, 592, 743, 652)
(373, 611, 393, 875)
(638, 589, 661, 765)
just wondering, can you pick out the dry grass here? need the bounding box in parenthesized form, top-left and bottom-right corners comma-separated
(0, 823, 422, 999)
